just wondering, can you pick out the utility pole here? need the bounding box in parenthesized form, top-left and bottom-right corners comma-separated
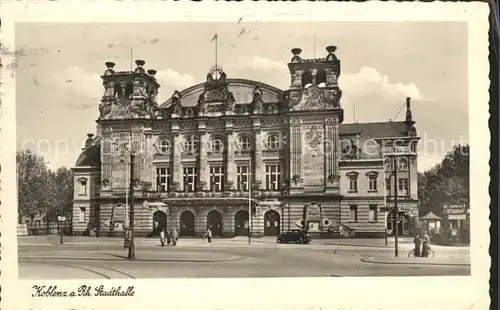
(392, 155, 399, 257)
(128, 151, 135, 259)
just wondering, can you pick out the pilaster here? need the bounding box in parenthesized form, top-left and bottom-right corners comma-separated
(225, 120, 236, 189)
(172, 130, 182, 191)
(289, 118, 304, 191)
(253, 128, 263, 189)
(199, 128, 209, 190)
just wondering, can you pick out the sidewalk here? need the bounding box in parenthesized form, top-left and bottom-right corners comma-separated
(361, 255, 470, 266)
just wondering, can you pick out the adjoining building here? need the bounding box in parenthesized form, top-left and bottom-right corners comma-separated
(72, 46, 419, 238)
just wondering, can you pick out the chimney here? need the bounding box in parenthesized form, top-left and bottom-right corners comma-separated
(405, 97, 415, 125)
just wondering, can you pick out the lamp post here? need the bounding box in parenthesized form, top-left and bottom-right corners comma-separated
(128, 151, 135, 259)
(115, 138, 136, 260)
(386, 153, 410, 257)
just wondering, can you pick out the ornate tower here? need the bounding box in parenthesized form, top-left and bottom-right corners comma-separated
(98, 60, 160, 194)
(286, 46, 344, 194)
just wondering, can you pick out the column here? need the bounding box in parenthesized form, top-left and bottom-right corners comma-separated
(253, 129, 263, 189)
(289, 118, 302, 186)
(325, 118, 334, 186)
(225, 129, 236, 189)
(333, 116, 340, 182)
(144, 128, 154, 188)
(199, 131, 209, 189)
(172, 132, 182, 191)
(101, 127, 113, 189)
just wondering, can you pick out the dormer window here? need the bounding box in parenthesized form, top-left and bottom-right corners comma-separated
(366, 171, 379, 192)
(346, 172, 359, 193)
(77, 177, 88, 196)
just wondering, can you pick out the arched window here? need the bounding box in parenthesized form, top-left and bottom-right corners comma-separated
(316, 69, 327, 87)
(237, 135, 252, 151)
(301, 71, 313, 88)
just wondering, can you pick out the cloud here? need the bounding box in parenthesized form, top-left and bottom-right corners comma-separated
(155, 69, 196, 91)
(236, 56, 287, 71)
(340, 66, 424, 101)
(48, 66, 102, 109)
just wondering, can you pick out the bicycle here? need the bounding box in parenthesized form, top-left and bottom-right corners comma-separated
(408, 247, 435, 258)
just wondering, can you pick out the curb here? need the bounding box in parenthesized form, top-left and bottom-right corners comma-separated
(360, 256, 471, 267)
(19, 255, 246, 263)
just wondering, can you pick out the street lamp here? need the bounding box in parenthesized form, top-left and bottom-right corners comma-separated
(115, 139, 136, 260)
(385, 153, 410, 257)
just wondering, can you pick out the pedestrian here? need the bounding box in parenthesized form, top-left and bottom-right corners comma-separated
(171, 228, 179, 246)
(421, 232, 430, 257)
(413, 233, 421, 257)
(166, 230, 172, 246)
(206, 227, 212, 244)
(160, 229, 165, 247)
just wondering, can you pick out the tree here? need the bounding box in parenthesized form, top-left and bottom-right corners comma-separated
(46, 167, 74, 220)
(16, 150, 52, 223)
(418, 144, 470, 216)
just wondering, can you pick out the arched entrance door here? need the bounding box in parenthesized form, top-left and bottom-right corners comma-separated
(180, 210, 196, 237)
(152, 210, 168, 236)
(234, 210, 249, 237)
(207, 210, 223, 237)
(264, 210, 280, 236)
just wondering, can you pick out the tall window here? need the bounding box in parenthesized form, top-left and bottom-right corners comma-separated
(349, 205, 358, 222)
(386, 179, 391, 194)
(369, 205, 378, 222)
(210, 165, 225, 191)
(398, 178, 409, 196)
(183, 166, 198, 192)
(77, 178, 88, 196)
(156, 166, 171, 192)
(79, 207, 86, 222)
(366, 171, 378, 192)
(237, 165, 249, 191)
(346, 172, 358, 192)
(265, 163, 281, 190)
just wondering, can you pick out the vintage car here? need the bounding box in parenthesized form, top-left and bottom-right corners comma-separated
(277, 229, 311, 244)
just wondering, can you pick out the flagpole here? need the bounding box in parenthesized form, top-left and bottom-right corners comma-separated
(215, 34, 218, 79)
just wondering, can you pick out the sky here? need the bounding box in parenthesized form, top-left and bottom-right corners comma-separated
(15, 22, 468, 172)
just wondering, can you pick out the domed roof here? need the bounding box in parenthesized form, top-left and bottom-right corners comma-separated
(75, 137, 101, 167)
(160, 78, 284, 108)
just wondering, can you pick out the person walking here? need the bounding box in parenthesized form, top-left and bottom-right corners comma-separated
(171, 228, 179, 246)
(413, 233, 421, 257)
(421, 232, 430, 257)
(206, 227, 212, 244)
(159, 229, 166, 247)
(166, 230, 172, 246)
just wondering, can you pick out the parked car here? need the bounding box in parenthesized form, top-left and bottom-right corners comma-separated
(277, 229, 311, 244)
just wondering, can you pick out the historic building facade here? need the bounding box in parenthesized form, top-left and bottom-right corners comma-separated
(72, 46, 419, 238)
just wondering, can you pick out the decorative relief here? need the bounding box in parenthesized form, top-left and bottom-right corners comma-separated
(262, 118, 285, 128)
(206, 120, 225, 130)
(179, 121, 197, 131)
(290, 118, 302, 127)
(305, 126, 324, 156)
(251, 86, 264, 114)
(290, 85, 338, 111)
(102, 127, 113, 136)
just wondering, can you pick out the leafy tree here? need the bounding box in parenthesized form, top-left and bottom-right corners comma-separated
(46, 167, 74, 221)
(418, 144, 469, 216)
(16, 150, 52, 223)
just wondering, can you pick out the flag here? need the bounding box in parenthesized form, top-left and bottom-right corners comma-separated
(211, 33, 218, 42)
